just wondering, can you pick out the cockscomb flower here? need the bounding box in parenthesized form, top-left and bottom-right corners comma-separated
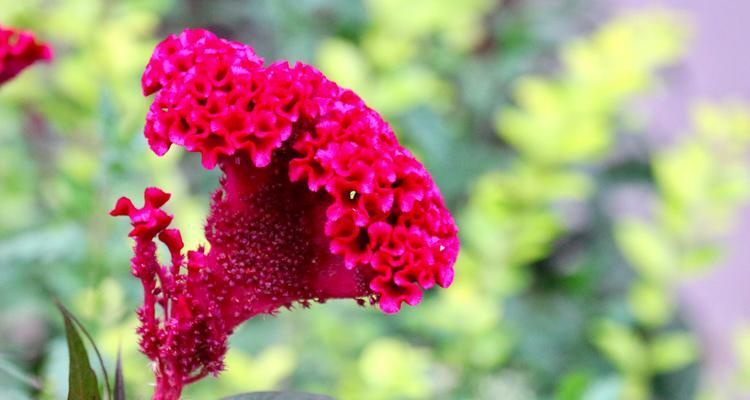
(112, 29, 458, 400)
(0, 25, 52, 85)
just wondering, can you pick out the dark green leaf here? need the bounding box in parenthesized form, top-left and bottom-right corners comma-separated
(114, 346, 125, 400)
(57, 303, 101, 400)
(221, 391, 335, 400)
(56, 301, 112, 399)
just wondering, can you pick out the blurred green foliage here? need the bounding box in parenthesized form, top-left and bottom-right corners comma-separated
(736, 325, 750, 390)
(1, 1, 749, 399)
(612, 100, 750, 399)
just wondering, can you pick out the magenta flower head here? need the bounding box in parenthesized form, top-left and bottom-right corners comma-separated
(0, 25, 52, 85)
(111, 29, 458, 399)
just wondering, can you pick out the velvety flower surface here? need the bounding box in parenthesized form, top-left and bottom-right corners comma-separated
(112, 29, 458, 400)
(0, 25, 51, 85)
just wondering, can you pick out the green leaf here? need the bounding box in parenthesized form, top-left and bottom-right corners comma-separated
(680, 245, 721, 272)
(555, 371, 590, 400)
(56, 301, 111, 398)
(57, 303, 101, 400)
(114, 347, 125, 400)
(614, 219, 676, 282)
(221, 392, 335, 400)
(649, 332, 698, 372)
(628, 281, 673, 328)
(590, 320, 648, 374)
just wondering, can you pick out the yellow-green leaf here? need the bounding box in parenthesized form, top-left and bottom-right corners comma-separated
(649, 332, 698, 373)
(615, 219, 676, 282)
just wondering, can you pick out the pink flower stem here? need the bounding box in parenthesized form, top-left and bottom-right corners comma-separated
(153, 375, 183, 400)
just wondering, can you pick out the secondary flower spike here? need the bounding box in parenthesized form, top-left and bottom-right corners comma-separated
(112, 29, 458, 400)
(0, 25, 52, 85)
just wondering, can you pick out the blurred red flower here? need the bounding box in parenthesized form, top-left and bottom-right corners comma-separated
(0, 26, 51, 85)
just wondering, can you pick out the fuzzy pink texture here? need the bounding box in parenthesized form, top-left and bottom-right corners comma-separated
(0, 25, 51, 85)
(112, 29, 458, 400)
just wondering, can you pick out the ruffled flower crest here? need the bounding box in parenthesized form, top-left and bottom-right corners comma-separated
(112, 29, 458, 399)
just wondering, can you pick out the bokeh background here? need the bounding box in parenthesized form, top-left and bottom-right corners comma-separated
(1, 0, 749, 399)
